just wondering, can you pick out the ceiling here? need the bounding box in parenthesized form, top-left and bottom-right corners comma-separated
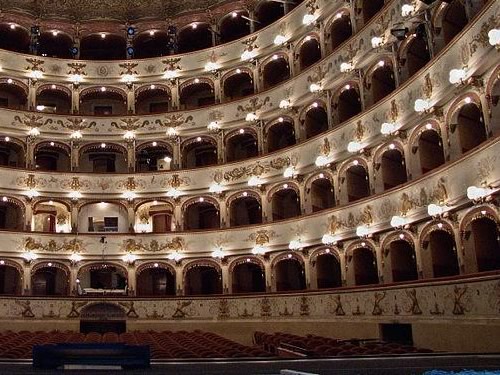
(0, 0, 232, 22)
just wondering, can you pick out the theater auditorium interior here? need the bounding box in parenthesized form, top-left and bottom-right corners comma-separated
(0, 0, 498, 373)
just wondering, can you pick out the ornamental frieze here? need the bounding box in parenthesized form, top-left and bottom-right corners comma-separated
(223, 157, 291, 182)
(122, 237, 185, 253)
(23, 237, 85, 253)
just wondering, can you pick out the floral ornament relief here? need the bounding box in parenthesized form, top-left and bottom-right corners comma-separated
(476, 155, 497, 184)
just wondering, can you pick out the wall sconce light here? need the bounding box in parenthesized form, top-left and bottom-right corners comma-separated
(211, 247, 225, 259)
(466, 185, 493, 203)
(356, 225, 370, 238)
(340, 62, 355, 73)
(448, 68, 467, 85)
(414, 98, 431, 113)
(248, 175, 264, 187)
(274, 34, 288, 46)
(371, 36, 385, 49)
(69, 253, 82, 265)
(427, 203, 445, 218)
(380, 122, 401, 135)
(347, 141, 363, 153)
(122, 253, 137, 265)
(245, 112, 258, 122)
(22, 251, 38, 263)
(279, 99, 291, 109)
(488, 28, 500, 47)
(167, 251, 183, 262)
(390, 215, 409, 229)
(322, 233, 337, 246)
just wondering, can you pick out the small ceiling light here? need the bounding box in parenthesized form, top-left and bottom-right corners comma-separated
(150, 84, 156, 90)
(272, 54, 278, 60)
(149, 30, 155, 36)
(152, 141, 158, 147)
(232, 11, 238, 18)
(7, 78, 13, 84)
(371, 36, 384, 48)
(414, 98, 431, 113)
(274, 34, 287, 45)
(100, 33, 106, 39)
(51, 84, 56, 89)
(196, 136, 202, 142)
(242, 192, 248, 197)
(10, 24, 16, 30)
(52, 30, 59, 36)
(239, 128, 245, 134)
(192, 23, 197, 29)
(4, 137, 9, 142)
(425, 123, 433, 130)
(401, 4, 415, 17)
(236, 68, 241, 74)
(464, 97, 472, 104)
(2, 197, 7, 202)
(100, 86, 106, 92)
(50, 141, 55, 146)
(449, 68, 467, 84)
(283, 183, 288, 189)
(100, 143, 106, 148)
(488, 28, 500, 47)
(378, 60, 385, 67)
(194, 78, 200, 84)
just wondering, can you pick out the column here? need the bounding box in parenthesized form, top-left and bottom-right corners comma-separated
(127, 266, 136, 296)
(175, 265, 184, 295)
(172, 139, 181, 170)
(218, 197, 227, 228)
(71, 143, 80, 171)
(25, 201, 33, 232)
(69, 266, 79, 295)
(127, 87, 135, 114)
(27, 82, 36, 111)
(70, 203, 79, 233)
(23, 264, 31, 295)
(72, 88, 80, 113)
(173, 204, 182, 231)
(221, 263, 230, 294)
(213, 73, 222, 104)
(303, 256, 312, 290)
(264, 260, 273, 292)
(127, 141, 135, 172)
(171, 80, 180, 110)
(26, 137, 35, 170)
(127, 203, 135, 233)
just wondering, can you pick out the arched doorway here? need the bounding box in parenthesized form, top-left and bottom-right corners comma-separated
(403, 34, 431, 80)
(38, 31, 73, 58)
(329, 14, 352, 51)
(36, 86, 72, 114)
(0, 81, 28, 110)
(379, 148, 407, 190)
(177, 23, 213, 53)
(184, 200, 220, 230)
(136, 142, 173, 172)
(262, 57, 290, 89)
(274, 257, 306, 291)
(387, 240, 418, 282)
(417, 129, 445, 174)
(315, 253, 342, 289)
(79, 88, 127, 116)
(362, 0, 384, 24)
(304, 105, 328, 139)
(0, 23, 30, 53)
(229, 194, 262, 227)
(345, 164, 370, 202)
(34, 141, 71, 172)
(135, 201, 174, 233)
(79, 143, 128, 173)
(31, 264, 69, 296)
(225, 130, 258, 162)
(135, 86, 171, 114)
(0, 264, 22, 295)
(370, 64, 396, 104)
(266, 121, 296, 152)
(231, 260, 265, 293)
(78, 264, 128, 294)
(255, 1, 284, 30)
(133, 31, 170, 58)
(463, 216, 500, 272)
(0, 200, 24, 231)
(223, 71, 254, 101)
(136, 264, 176, 296)
(455, 103, 487, 154)
(336, 85, 362, 124)
(0, 138, 25, 168)
(424, 229, 460, 278)
(80, 34, 126, 60)
(310, 177, 335, 212)
(219, 11, 250, 43)
(441, 0, 468, 46)
(299, 37, 322, 71)
(351, 247, 379, 286)
(182, 138, 217, 168)
(185, 264, 222, 295)
(271, 187, 300, 220)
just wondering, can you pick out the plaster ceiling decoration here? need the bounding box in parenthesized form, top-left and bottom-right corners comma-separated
(0, 0, 230, 22)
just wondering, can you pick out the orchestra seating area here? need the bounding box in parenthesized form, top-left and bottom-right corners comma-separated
(0, 330, 272, 359)
(254, 332, 434, 357)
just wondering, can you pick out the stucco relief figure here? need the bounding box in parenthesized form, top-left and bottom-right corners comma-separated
(15, 300, 35, 318)
(405, 289, 422, 315)
(372, 292, 386, 315)
(218, 299, 230, 319)
(172, 301, 192, 319)
(332, 295, 345, 316)
(119, 301, 139, 318)
(300, 296, 310, 316)
(452, 286, 468, 315)
(260, 298, 272, 317)
(67, 301, 88, 318)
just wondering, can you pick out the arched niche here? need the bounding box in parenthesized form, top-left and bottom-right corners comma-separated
(230, 257, 265, 293)
(34, 141, 71, 172)
(349, 246, 379, 286)
(219, 10, 250, 43)
(335, 84, 362, 125)
(489, 72, 500, 135)
(135, 200, 174, 233)
(383, 238, 418, 283)
(461, 212, 500, 273)
(344, 163, 370, 202)
(184, 261, 222, 295)
(179, 80, 215, 109)
(77, 263, 128, 293)
(255, 1, 285, 30)
(368, 62, 396, 105)
(262, 56, 290, 89)
(183, 198, 220, 230)
(136, 263, 176, 296)
(223, 70, 254, 101)
(313, 250, 342, 289)
(38, 31, 73, 58)
(228, 191, 262, 227)
(78, 201, 129, 233)
(399, 32, 431, 81)
(133, 30, 170, 58)
(80, 33, 127, 60)
(329, 13, 352, 52)
(421, 225, 460, 278)
(135, 85, 171, 114)
(302, 103, 328, 139)
(79, 143, 128, 173)
(309, 174, 335, 212)
(79, 87, 127, 116)
(36, 85, 72, 114)
(136, 141, 173, 172)
(362, 0, 384, 24)
(415, 128, 445, 175)
(177, 23, 213, 53)
(33, 200, 71, 233)
(274, 255, 306, 292)
(441, 0, 468, 47)
(31, 262, 69, 296)
(0, 23, 30, 53)
(266, 119, 296, 153)
(0, 198, 24, 231)
(225, 129, 258, 162)
(298, 36, 322, 71)
(271, 185, 301, 221)
(454, 102, 487, 154)
(0, 262, 22, 295)
(0, 80, 28, 110)
(181, 137, 217, 168)
(0, 137, 25, 168)
(378, 147, 407, 191)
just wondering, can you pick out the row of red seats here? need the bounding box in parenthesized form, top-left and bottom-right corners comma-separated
(254, 331, 434, 357)
(0, 330, 271, 359)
